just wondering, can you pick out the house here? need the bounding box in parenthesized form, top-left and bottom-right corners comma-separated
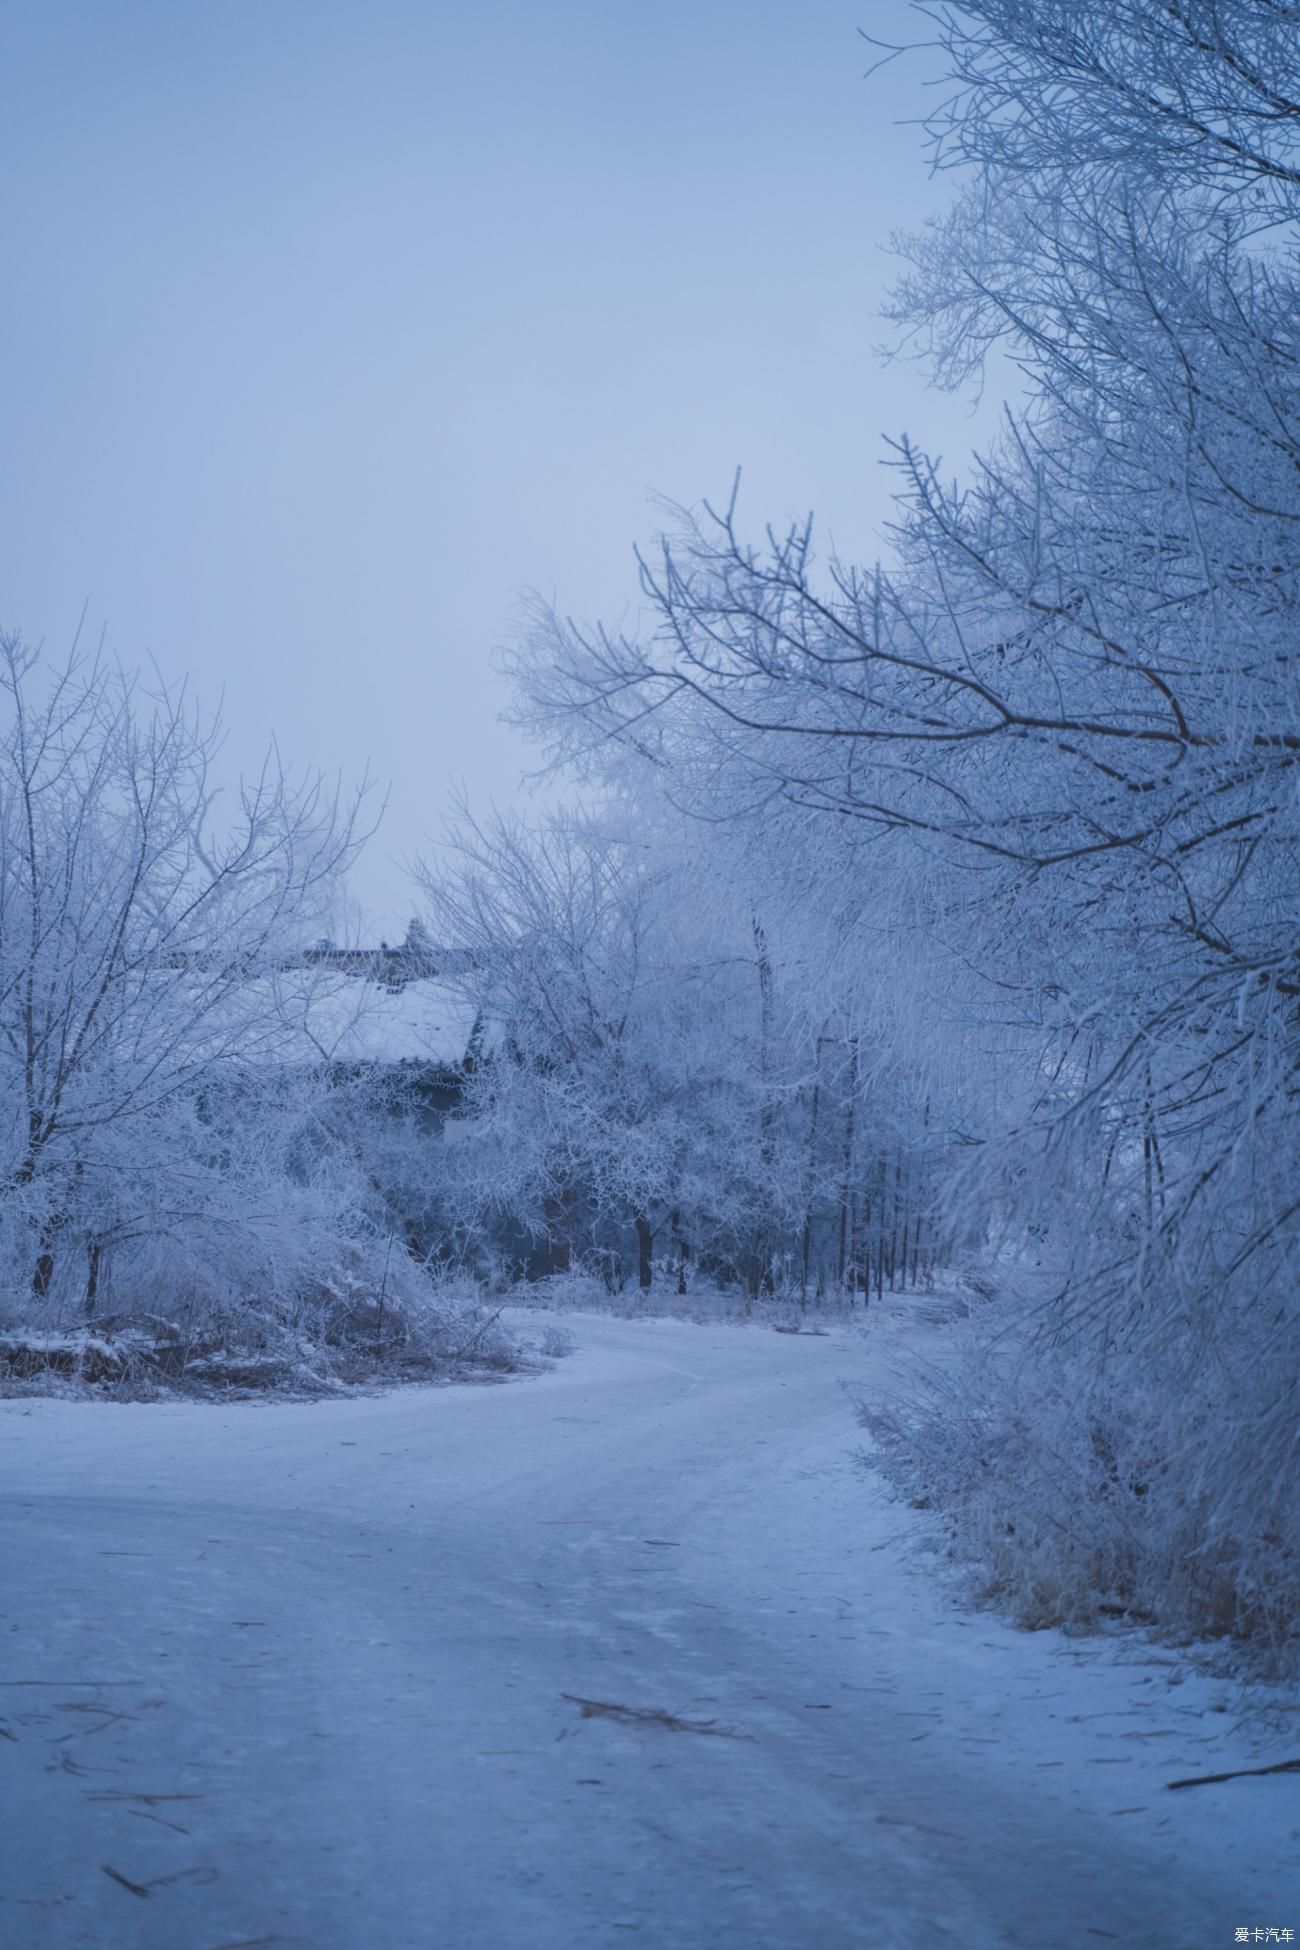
(269, 920, 488, 1086)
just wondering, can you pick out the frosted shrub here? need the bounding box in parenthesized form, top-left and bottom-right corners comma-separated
(864, 1299, 1300, 1672)
(0, 1219, 519, 1395)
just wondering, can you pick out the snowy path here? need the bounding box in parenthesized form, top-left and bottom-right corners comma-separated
(0, 1313, 1292, 1949)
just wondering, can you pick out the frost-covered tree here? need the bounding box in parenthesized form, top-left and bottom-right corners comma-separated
(0, 635, 488, 1383)
(416, 802, 886, 1296)
(507, 2, 1300, 1654)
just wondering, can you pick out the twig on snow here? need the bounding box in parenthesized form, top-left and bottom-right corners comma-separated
(1166, 1756, 1300, 1790)
(101, 1865, 151, 1898)
(561, 1693, 752, 1739)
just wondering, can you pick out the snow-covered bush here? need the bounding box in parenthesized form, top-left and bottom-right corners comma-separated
(0, 1051, 519, 1395)
(863, 1289, 1300, 1673)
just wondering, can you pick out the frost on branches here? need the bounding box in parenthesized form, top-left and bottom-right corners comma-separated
(505, 2, 1300, 1665)
(0, 640, 514, 1393)
(414, 802, 956, 1304)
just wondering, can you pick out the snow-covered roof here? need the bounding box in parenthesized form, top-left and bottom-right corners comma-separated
(265, 974, 479, 1069)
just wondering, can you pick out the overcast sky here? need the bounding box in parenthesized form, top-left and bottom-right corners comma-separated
(0, 0, 997, 935)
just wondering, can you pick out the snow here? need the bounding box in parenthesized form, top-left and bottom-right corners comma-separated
(0, 1334, 117, 1357)
(261, 971, 479, 1068)
(0, 1306, 1293, 1948)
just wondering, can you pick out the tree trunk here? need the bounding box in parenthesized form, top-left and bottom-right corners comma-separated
(671, 1209, 689, 1296)
(635, 1212, 653, 1291)
(752, 914, 777, 1289)
(837, 1039, 859, 1293)
(801, 1037, 825, 1303)
(545, 1183, 577, 1275)
(84, 1241, 102, 1317)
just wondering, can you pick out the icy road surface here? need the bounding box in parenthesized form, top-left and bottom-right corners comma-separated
(1, 1312, 1293, 1949)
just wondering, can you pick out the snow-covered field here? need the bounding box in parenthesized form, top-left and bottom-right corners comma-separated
(1, 1305, 1294, 1949)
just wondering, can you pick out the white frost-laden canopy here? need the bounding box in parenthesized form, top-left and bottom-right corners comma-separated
(494, 2, 1300, 1660)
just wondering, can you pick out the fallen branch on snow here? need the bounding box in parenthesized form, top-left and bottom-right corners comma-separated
(561, 1693, 752, 1739)
(1165, 1757, 1300, 1790)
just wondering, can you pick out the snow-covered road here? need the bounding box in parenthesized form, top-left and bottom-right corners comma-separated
(1, 1313, 1292, 1949)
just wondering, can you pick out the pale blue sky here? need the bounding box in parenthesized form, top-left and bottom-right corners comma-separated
(0, 1, 994, 931)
